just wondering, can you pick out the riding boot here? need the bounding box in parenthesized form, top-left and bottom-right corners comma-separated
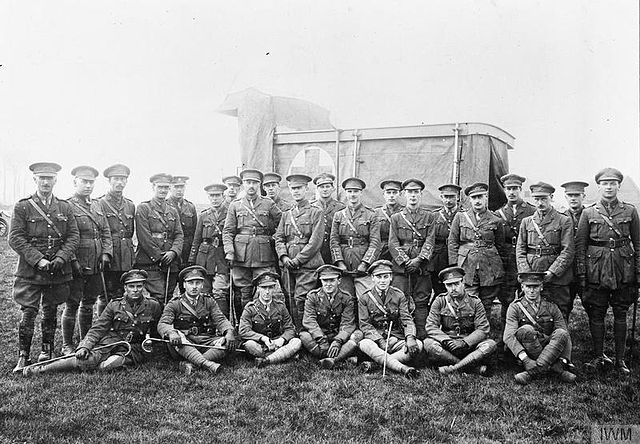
(61, 314, 76, 352)
(23, 357, 79, 376)
(78, 304, 94, 340)
(177, 345, 207, 367)
(265, 338, 302, 364)
(202, 347, 226, 363)
(299, 331, 323, 357)
(613, 308, 628, 364)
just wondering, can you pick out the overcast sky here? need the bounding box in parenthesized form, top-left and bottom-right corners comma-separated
(1, 0, 638, 204)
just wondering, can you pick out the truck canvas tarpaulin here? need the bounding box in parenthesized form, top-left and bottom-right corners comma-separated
(220, 90, 514, 210)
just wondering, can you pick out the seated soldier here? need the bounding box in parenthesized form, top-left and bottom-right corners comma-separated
(423, 266, 496, 376)
(358, 260, 421, 379)
(300, 264, 363, 369)
(157, 265, 236, 375)
(239, 271, 302, 367)
(23, 270, 161, 376)
(504, 272, 576, 385)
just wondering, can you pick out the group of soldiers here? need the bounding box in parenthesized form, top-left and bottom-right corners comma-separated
(8, 161, 639, 384)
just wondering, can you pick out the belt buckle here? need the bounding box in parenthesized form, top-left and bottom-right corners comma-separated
(609, 238, 616, 250)
(455, 326, 460, 336)
(511, 236, 517, 246)
(413, 239, 419, 248)
(348, 237, 354, 248)
(189, 326, 199, 335)
(213, 237, 219, 248)
(125, 331, 134, 342)
(534, 245, 543, 257)
(47, 238, 56, 249)
(251, 227, 257, 236)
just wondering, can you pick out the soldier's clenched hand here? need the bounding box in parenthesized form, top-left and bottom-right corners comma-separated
(273, 337, 285, 349)
(405, 335, 419, 356)
(318, 337, 330, 354)
(168, 331, 183, 347)
(281, 256, 294, 269)
(405, 257, 422, 274)
(442, 338, 455, 351)
(71, 260, 82, 277)
(75, 347, 90, 360)
(50, 257, 65, 272)
(449, 339, 469, 353)
(160, 251, 176, 267)
(356, 262, 368, 274)
(224, 330, 236, 352)
(336, 261, 348, 271)
(98, 254, 111, 271)
(327, 341, 341, 358)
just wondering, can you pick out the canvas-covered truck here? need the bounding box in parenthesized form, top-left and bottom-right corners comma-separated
(220, 89, 514, 210)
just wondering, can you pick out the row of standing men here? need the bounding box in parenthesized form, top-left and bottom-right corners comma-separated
(8, 162, 639, 377)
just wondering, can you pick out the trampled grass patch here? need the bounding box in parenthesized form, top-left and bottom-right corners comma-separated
(0, 238, 638, 443)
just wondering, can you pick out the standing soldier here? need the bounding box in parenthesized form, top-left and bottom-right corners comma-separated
(576, 168, 640, 374)
(135, 173, 184, 305)
(274, 174, 325, 327)
(330, 177, 381, 304)
(560, 181, 589, 320)
(504, 272, 576, 385)
(300, 264, 363, 369)
(431, 184, 463, 296)
(424, 266, 496, 376)
(263, 172, 293, 212)
(448, 183, 506, 321)
(222, 169, 282, 311)
(387, 179, 436, 339)
(239, 272, 302, 367)
(189, 184, 230, 313)
(9, 162, 80, 372)
(97, 164, 135, 315)
(494, 174, 535, 334)
(167, 176, 197, 272)
(311, 173, 345, 265)
(516, 182, 574, 321)
(222, 175, 242, 204)
(358, 260, 421, 379)
(63, 166, 113, 354)
(158, 266, 236, 375)
(374, 180, 404, 262)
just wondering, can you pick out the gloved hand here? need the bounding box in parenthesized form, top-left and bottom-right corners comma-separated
(224, 330, 236, 352)
(543, 270, 554, 283)
(336, 261, 348, 271)
(521, 355, 537, 371)
(578, 274, 586, 292)
(376, 338, 387, 350)
(36, 258, 51, 271)
(448, 339, 469, 352)
(273, 337, 285, 349)
(50, 257, 65, 272)
(327, 341, 341, 358)
(405, 335, 419, 356)
(317, 337, 330, 355)
(226, 254, 234, 268)
(75, 347, 90, 360)
(168, 331, 183, 347)
(261, 336, 276, 351)
(71, 260, 82, 277)
(356, 262, 368, 274)
(442, 338, 455, 352)
(160, 251, 176, 267)
(405, 257, 422, 274)
(281, 256, 294, 269)
(98, 254, 111, 271)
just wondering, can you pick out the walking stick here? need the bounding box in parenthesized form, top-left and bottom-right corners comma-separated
(283, 268, 298, 328)
(630, 293, 638, 366)
(99, 271, 109, 303)
(22, 340, 132, 371)
(382, 320, 393, 378)
(164, 266, 171, 305)
(229, 268, 237, 328)
(141, 337, 245, 353)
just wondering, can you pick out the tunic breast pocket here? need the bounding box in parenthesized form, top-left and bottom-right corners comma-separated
(613, 217, 632, 236)
(544, 227, 561, 245)
(202, 221, 214, 238)
(148, 214, 165, 232)
(357, 220, 371, 236)
(588, 219, 606, 238)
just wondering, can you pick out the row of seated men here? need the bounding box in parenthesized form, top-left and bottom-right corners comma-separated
(21, 262, 576, 386)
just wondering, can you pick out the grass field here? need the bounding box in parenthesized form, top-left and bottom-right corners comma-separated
(0, 237, 638, 444)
